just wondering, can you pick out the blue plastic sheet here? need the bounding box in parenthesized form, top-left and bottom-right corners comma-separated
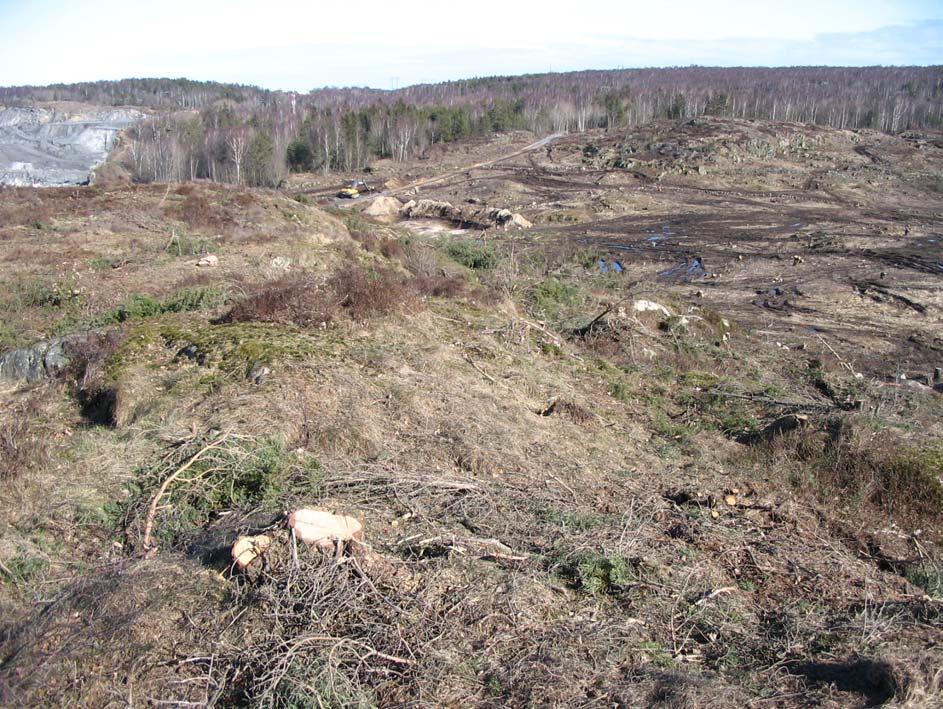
(659, 257, 706, 281)
(597, 258, 625, 274)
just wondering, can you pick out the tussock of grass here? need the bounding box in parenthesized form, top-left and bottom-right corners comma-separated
(530, 277, 581, 320)
(905, 562, 943, 599)
(550, 548, 639, 595)
(0, 400, 48, 483)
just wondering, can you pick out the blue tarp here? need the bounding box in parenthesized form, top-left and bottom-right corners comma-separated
(597, 258, 625, 274)
(658, 257, 707, 281)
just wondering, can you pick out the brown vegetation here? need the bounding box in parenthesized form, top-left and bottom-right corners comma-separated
(0, 400, 46, 483)
(222, 265, 418, 326)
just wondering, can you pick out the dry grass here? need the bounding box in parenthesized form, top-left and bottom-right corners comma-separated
(0, 400, 47, 483)
(0, 558, 225, 706)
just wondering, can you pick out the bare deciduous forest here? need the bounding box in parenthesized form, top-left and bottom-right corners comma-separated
(4, 66, 941, 185)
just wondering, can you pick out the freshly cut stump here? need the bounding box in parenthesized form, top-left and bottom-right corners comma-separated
(232, 534, 272, 570)
(288, 509, 364, 552)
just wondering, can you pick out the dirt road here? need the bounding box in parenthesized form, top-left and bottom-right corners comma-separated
(385, 132, 564, 196)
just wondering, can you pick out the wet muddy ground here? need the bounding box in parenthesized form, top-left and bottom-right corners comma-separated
(393, 118, 943, 383)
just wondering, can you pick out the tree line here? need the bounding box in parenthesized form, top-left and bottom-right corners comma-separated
(5, 67, 937, 186)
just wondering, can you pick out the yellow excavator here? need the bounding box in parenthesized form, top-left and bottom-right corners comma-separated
(336, 180, 371, 199)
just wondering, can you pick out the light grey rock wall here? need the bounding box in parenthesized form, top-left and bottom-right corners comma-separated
(0, 106, 144, 186)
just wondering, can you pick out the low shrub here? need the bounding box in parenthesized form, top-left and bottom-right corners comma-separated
(412, 273, 466, 298)
(749, 419, 943, 527)
(175, 193, 230, 231)
(113, 436, 321, 551)
(222, 273, 326, 327)
(331, 266, 417, 319)
(445, 240, 498, 270)
(89, 286, 226, 326)
(223, 266, 417, 326)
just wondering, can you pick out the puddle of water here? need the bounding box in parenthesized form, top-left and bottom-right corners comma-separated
(790, 222, 804, 228)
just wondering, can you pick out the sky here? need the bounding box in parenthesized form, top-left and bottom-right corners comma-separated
(0, 0, 940, 90)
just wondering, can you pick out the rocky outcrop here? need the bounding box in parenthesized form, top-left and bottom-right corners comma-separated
(0, 106, 144, 186)
(0, 334, 81, 382)
(402, 199, 532, 230)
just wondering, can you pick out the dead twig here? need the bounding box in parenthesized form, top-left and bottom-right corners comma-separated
(141, 432, 231, 551)
(463, 354, 500, 386)
(816, 334, 856, 375)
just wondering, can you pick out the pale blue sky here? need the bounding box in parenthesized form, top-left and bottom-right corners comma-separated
(0, 0, 940, 90)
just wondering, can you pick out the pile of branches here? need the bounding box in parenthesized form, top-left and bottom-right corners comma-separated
(208, 549, 440, 706)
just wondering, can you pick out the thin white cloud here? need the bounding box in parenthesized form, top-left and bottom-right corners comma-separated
(0, 1, 939, 89)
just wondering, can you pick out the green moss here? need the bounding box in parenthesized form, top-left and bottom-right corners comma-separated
(114, 317, 322, 380)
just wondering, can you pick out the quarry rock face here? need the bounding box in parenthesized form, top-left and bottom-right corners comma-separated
(0, 331, 107, 382)
(0, 106, 144, 186)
